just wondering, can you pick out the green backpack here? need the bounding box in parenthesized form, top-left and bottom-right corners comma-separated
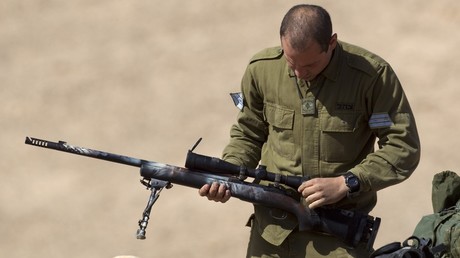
(412, 170, 460, 257)
(371, 171, 460, 258)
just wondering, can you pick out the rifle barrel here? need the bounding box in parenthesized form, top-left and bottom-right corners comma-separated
(25, 137, 146, 168)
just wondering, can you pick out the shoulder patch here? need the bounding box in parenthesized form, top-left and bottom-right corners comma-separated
(230, 92, 243, 110)
(249, 47, 283, 64)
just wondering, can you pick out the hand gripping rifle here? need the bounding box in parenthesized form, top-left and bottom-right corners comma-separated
(25, 136, 380, 250)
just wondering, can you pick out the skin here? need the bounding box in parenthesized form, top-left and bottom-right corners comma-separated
(281, 33, 337, 81)
(199, 33, 349, 209)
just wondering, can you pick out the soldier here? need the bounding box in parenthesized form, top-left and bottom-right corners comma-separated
(199, 4, 420, 258)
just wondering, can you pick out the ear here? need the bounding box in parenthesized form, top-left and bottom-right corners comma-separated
(329, 33, 338, 50)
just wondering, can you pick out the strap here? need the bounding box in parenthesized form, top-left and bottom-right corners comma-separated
(370, 242, 402, 257)
(430, 243, 447, 256)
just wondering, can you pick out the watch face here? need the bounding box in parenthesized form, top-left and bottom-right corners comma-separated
(346, 173, 360, 192)
(348, 177, 359, 187)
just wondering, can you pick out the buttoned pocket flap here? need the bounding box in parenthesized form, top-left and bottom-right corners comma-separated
(264, 103, 294, 130)
(320, 113, 358, 132)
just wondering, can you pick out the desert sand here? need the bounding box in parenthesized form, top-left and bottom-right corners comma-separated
(2, 0, 460, 257)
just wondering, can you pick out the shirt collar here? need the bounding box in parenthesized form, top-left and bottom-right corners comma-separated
(320, 41, 342, 82)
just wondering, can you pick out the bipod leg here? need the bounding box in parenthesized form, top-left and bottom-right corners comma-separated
(136, 178, 172, 239)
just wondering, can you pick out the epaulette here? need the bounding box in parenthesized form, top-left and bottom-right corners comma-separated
(341, 41, 384, 77)
(346, 54, 380, 77)
(249, 47, 284, 64)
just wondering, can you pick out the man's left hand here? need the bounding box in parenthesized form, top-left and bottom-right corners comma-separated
(298, 176, 348, 209)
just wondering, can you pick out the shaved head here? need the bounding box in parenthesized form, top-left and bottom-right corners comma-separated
(280, 5, 333, 52)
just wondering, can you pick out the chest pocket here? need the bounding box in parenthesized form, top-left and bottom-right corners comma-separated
(263, 102, 295, 159)
(320, 112, 362, 162)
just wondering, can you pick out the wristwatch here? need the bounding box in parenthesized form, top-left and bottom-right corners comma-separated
(343, 171, 360, 194)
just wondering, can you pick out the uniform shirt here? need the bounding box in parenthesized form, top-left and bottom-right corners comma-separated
(222, 41, 421, 246)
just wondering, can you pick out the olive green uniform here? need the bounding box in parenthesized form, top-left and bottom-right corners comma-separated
(222, 41, 421, 257)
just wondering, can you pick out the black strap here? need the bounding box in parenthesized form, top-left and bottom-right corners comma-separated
(370, 242, 402, 257)
(430, 243, 447, 256)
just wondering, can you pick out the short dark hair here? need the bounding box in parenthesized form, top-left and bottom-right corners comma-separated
(280, 4, 332, 52)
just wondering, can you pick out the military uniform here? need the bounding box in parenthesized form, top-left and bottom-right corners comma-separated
(222, 41, 421, 257)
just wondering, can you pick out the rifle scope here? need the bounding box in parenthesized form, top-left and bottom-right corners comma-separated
(185, 151, 308, 189)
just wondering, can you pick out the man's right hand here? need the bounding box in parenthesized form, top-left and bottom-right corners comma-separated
(198, 182, 231, 203)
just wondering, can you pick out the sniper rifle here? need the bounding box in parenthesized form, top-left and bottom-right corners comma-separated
(25, 136, 380, 250)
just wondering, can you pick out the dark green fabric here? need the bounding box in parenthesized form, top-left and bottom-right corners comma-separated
(412, 171, 460, 258)
(222, 41, 421, 246)
(246, 214, 371, 258)
(431, 170, 460, 213)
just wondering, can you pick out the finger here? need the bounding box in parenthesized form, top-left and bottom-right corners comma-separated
(297, 181, 308, 192)
(304, 191, 317, 205)
(308, 198, 324, 209)
(305, 191, 326, 208)
(208, 182, 220, 198)
(298, 179, 315, 192)
(300, 184, 317, 198)
(220, 189, 231, 203)
(198, 184, 211, 197)
(212, 183, 228, 202)
(217, 183, 227, 196)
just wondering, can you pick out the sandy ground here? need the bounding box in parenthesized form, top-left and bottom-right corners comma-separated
(2, 0, 460, 257)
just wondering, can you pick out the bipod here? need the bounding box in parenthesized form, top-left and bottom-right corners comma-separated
(136, 178, 172, 239)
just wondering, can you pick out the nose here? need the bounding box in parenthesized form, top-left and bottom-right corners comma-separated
(293, 66, 308, 79)
(294, 69, 303, 78)
(288, 62, 308, 79)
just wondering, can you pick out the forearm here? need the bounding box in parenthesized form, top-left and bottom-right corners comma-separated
(351, 126, 420, 192)
(352, 66, 421, 193)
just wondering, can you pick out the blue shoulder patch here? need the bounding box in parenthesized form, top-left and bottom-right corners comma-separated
(369, 113, 393, 129)
(230, 92, 243, 110)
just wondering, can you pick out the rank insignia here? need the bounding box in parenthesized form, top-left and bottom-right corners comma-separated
(301, 96, 316, 115)
(369, 113, 393, 129)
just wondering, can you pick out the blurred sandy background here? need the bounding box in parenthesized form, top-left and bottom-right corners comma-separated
(2, 0, 460, 257)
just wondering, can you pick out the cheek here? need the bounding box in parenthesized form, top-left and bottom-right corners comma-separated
(315, 60, 329, 73)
